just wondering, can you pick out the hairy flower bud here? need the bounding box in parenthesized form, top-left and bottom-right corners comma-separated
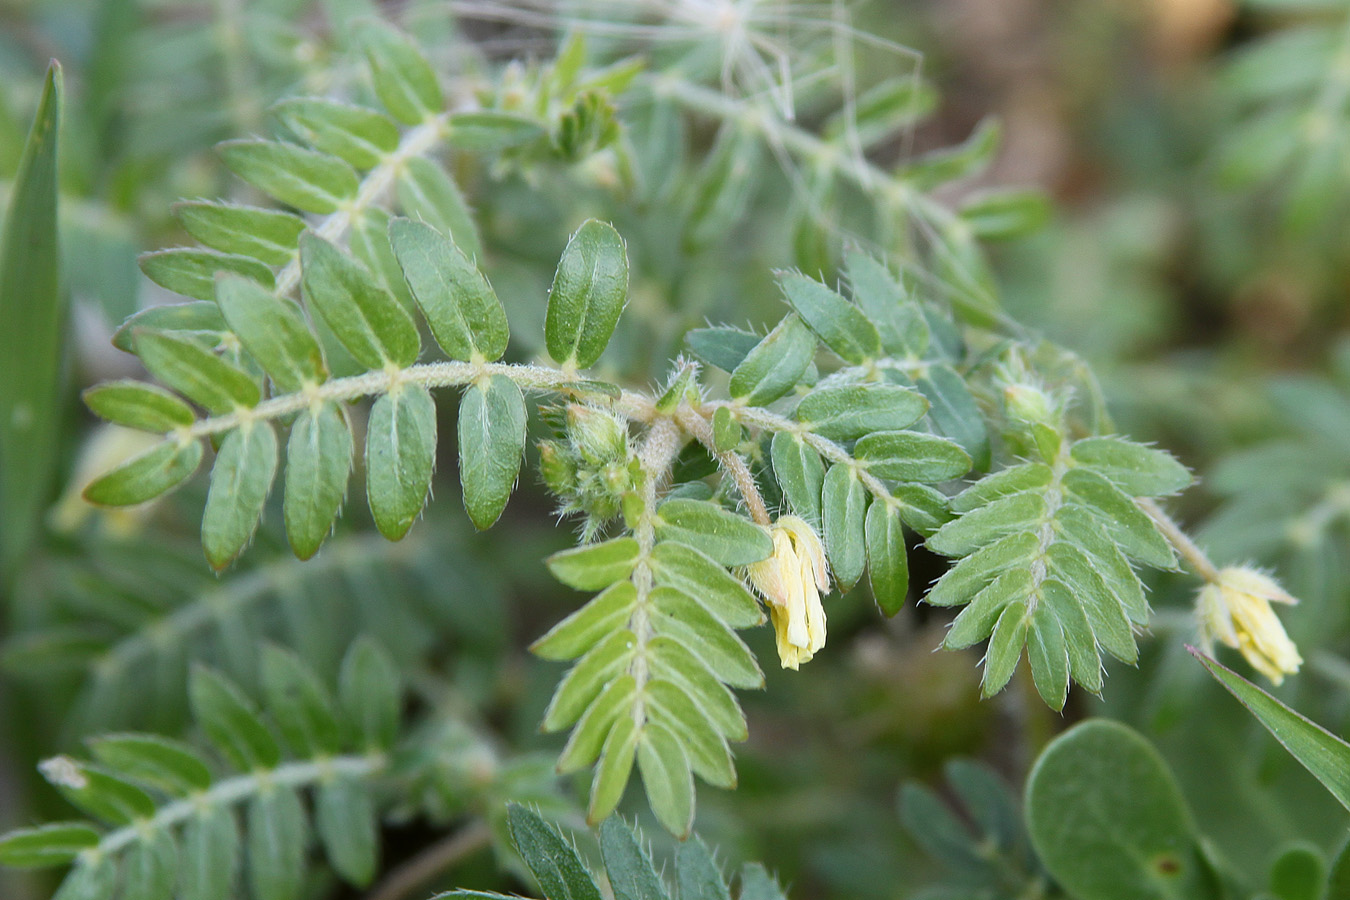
(1196, 567, 1302, 685)
(746, 516, 830, 670)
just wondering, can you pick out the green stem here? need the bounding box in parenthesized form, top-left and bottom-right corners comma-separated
(178, 361, 655, 441)
(627, 417, 684, 709)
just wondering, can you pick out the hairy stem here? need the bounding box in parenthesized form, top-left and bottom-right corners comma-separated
(1138, 498, 1220, 583)
(675, 405, 771, 525)
(91, 753, 384, 859)
(363, 820, 492, 900)
(180, 361, 655, 441)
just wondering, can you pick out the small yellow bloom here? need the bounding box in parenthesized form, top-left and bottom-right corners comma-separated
(1196, 567, 1302, 685)
(746, 516, 829, 670)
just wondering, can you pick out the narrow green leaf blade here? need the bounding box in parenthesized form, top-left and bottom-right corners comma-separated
(260, 644, 341, 757)
(794, 384, 928, 440)
(188, 666, 281, 771)
(770, 432, 824, 529)
(219, 140, 359, 214)
(181, 804, 240, 900)
(357, 20, 444, 125)
(0, 62, 62, 576)
(174, 201, 305, 266)
(638, 722, 695, 839)
(727, 315, 815, 406)
(547, 537, 641, 591)
(140, 248, 275, 302)
(134, 330, 260, 414)
(1196, 649, 1350, 812)
(822, 463, 868, 591)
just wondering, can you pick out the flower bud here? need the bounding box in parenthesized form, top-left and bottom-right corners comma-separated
(566, 404, 629, 466)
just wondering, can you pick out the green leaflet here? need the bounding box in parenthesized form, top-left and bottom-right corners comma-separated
(389, 218, 507, 361)
(316, 776, 378, 887)
(0, 825, 100, 869)
(1026, 604, 1069, 710)
(54, 853, 115, 900)
(590, 713, 640, 823)
(794, 384, 929, 440)
(778, 271, 880, 364)
(459, 375, 527, 529)
(349, 207, 417, 316)
(945, 568, 1032, 650)
(215, 275, 326, 392)
(365, 383, 436, 541)
(950, 463, 1053, 513)
(822, 463, 868, 591)
(558, 675, 637, 773)
(201, 420, 278, 570)
(181, 801, 240, 900)
(122, 828, 176, 900)
(982, 602, 1030, 696)
(770, 431, 824, 528)
(844, 251, 930, 358)
(1060, 468, 1175, 568)
(111, 301, 226, 354)
(644, 679, 735, 788)
(447, 110, 545, 151)
(547, 537, 641, 590)
(246, 785, 306, 900)
(854, 430, 971, 482)
(506, 806, 603, 900)
(272, 98, 399, 170)
(83, 381, 196, 433)
(649, 587, 762, 689)
(653, 499, 772, 566)
(82, 439, 203, 507)
(638, 722, 696, 840)
(917, 364, 991, 472)
(189, 667, 281, 771)
(300, 233, 421, 370)
(865, 501, 909, 616)
(676, 838, 731, 900)
(0, 62, 62, 578)
(728, 315, 817, 406)
(88, 735, 212, 796)
(686, 326, 759, 374)
(174, 201, 306, 266)
(542, 629, 637, 732)
(219, 140, 359, 214)
(1026, 721, 1205, 900)
(139, 248, 274, 302)
(739, 864, 790, 900)
(926, 492, 1048, 559)
(599, 817, 669, 900)
(648, 541, 764, 628)
(647, 636, 748, 741)
(134, 330, 260, 414)
(545, 219, 630, 369)
(959, 188, 1051, 240)
(260, 645, 341, 757)
(531, 582, 638, 661)
(338, 638, 401, 752)
(395, 157, 483, 260)
(356, 20, 444, 125)
(712, 406, 740, 452)
(39, 759, 154, 825)
(283, 402, 353, 560)
(1069, 436, 1193, 497)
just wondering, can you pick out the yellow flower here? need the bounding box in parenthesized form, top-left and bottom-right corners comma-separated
(746, 515, 829, 670)
(1196, 567, 1302, 685)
